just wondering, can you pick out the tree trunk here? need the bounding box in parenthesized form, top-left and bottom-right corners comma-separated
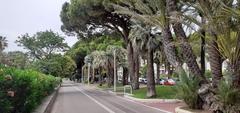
(156, 63, 160, 85)
(133, 48, 140, 89)
(166, 0, 208, 110)
(161, 2, 182, 70)
(123, 67, 129, 85)
(99, 67, 103, 86)
(200, 15, 206, 75)
(107, 64, 114, 87)
(232, 34, 240, 88)
(127, 42, 139, 90)
(208, 34, 223, 88)
(127, 42, 135, 87)
(167, 0, 206, 81)
(147, 48, 157, 98)
(166, 61, 172, 78)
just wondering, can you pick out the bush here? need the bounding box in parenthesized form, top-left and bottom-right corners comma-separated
(0, 66, 60, 113)
(215, 81, 240, 113)
(175, 71, 201, 109)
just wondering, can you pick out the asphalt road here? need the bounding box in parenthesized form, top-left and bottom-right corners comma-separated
(51, 81, 170, 113)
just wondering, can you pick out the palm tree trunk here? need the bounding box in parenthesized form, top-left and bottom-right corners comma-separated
(232, 34, 240, 88)
(162, 25, 182, 69)
(209, 41, 223, 88)
(166, 61, 172, 78)
(147, 48, 156, 98)
(127, 42, 135, 87)
(127, 42, 139, 90)
(167, 0, 205, 81)
(99, 67, 103, 86)
(133, 48, 140, 89)
(200, 15, 206, 75)
(156, 63, 160, 85)
(123, 67, 129, 85)
(208, 33, 223, 88)
(166, 0, 209, 109)
(107, 63, 114, 87)
(161, 2, 182, 70)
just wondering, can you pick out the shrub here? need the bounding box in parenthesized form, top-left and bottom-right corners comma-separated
(215, 81, 240, 113)
(0, 66, 60, 113)
(175, 71, 201, 109)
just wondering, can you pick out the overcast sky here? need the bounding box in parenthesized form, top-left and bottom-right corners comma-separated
(0, 0, 78, 52)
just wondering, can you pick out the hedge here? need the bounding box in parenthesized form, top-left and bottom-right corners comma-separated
(0, 66, 61, 113)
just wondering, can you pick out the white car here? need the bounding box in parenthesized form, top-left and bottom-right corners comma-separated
(139, 78, 147, 84)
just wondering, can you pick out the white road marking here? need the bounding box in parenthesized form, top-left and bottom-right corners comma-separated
(74, 87, 115, 113)
(76, 83, 172, 113)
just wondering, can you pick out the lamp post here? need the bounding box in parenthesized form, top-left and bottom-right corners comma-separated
(114, 50, 117, 92)
(81, 66, 84, 83)
(88, 63, 90, 86)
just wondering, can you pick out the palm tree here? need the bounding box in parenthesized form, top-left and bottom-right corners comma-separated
(0, 36, 7, 52)
(90, 51, 108, 84)
(106, 45, 128, 86)
(166, 0, 206, 81)
(113, 0, 183, 74)
(129, 23, 160, 97)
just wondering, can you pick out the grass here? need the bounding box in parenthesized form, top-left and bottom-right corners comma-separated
(97, 83, 126, 92)
(132, 85, 176, 99)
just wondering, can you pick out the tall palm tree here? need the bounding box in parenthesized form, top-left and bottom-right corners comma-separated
(129, 23, 160, 97)
(166, 0, 206, 81)
(113, 0, 183, 73)
(106, 46, 128, 85)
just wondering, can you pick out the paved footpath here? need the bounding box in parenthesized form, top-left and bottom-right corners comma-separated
(51, 81, 171, 113)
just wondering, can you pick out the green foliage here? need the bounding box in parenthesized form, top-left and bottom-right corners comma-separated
(175, 71, 200, 109)
(204, 70, 212, 78)
(60, 0, 129, 38)
(67, 35, 123, 57)
(0, 66, 60, 113)
(16, 30, 69, 60)
(132, 86, 176, 99)
(4, 51, 29, 69)
(139, 64, 147, 77)
(215, 81, 240, 113)
(66, 35, 124, 69)
(31, 54, 76, 78)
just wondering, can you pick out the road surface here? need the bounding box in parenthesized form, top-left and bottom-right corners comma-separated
(51, 81, 170, 113)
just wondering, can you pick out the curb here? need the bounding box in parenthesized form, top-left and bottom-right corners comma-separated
(33, 85, 60, 113)
(124, 94, 182, 104)
(175, 106, 211, 113)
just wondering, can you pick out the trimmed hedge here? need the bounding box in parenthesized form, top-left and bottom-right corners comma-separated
(0, 66, 61, 113)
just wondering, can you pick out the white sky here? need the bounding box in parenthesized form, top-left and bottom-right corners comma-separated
(0, 0, 78, 52)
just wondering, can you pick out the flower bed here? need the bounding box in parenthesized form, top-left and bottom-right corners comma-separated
(0, 66, 61, 113)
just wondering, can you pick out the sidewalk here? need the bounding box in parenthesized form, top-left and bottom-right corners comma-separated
(124, 95, 185, 113)
(141, 101, 186, 113)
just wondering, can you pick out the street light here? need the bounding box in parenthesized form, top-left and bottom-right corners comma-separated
(114, 49, 117, 92)
(81, 66, 84, 83)
(88, 63, 90, 86)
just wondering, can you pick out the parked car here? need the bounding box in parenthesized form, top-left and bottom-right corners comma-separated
(165, 79, 176, 85)
(143, 79, 147, 84)
(159, 78, 176, 85)
(139, 77, 144, 82)
(139, 77, 147, 84)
